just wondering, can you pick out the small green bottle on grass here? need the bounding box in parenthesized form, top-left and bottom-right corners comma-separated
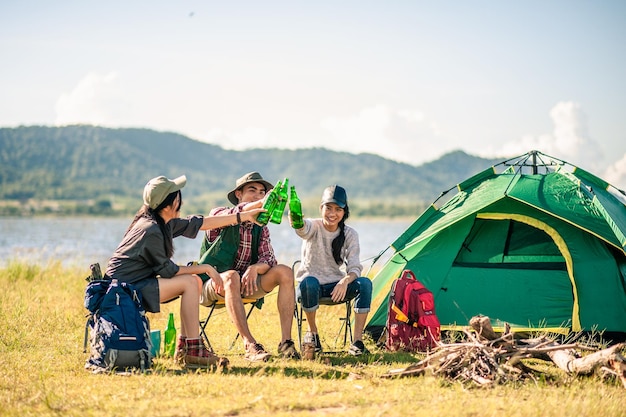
(163, 312, 176, 357)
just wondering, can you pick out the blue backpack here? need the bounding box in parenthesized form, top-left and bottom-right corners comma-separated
(84, 278, 152, 372)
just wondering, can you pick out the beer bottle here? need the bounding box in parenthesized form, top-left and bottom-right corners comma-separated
(163, 312, 176, 357)
(289, 185, 304, 229)
(270, 178, 289, 224)
(256, 180, 281, 226)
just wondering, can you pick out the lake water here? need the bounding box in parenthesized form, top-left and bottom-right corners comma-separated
(0, 217, 412, 271)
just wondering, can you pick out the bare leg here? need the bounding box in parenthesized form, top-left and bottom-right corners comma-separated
(304, 309, 318, 334)
(158, 274, 202, 338)
(259, 264, 295, 342)
(181, 275, 202, 336)
(353, 312, 368, 341)
(221, 270, 257, 347)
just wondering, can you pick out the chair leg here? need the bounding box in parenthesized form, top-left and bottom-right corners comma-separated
(297, 302, 304, 351)
(344, 300, 353, 346)
(199, 303, 217, 352)
(332, 300, 354, 349)
(294, 295, 354, 351)
(337, 300, 353, 347)
(294, 303, 303, 351)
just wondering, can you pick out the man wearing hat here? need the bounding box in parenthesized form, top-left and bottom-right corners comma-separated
(198, 172, 299, 361)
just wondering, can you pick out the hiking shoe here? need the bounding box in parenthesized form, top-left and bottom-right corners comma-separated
(278, 339, 301, 360)
(303, 331, 322, 353)
(245, 343, 272, 362)
(184, 338, 226, 369)
(348, 340, 369, 356)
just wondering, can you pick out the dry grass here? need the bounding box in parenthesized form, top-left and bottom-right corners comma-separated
(0, 260, 624, 417)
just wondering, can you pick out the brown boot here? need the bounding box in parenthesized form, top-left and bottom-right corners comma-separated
(175, 335, 186, 365)
(184, 338, 228, 370)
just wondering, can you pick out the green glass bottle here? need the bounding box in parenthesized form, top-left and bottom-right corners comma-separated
(270, 178, 289, 224)
(289, 185, 304, 229)
(256, 179, 281, 226)
(163, 312, 176, 357)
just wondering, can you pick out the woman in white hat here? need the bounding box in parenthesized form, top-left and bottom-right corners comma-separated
(105, 175, 264, 369)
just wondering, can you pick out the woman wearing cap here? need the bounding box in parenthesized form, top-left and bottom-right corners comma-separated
(105, 175, 264, 369)
(291, 185, 372, 356)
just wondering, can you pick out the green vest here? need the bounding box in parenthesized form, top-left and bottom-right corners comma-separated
(197, 224, 261, 283)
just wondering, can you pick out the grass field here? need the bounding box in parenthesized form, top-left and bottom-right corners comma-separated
(0, 260, 624, 417)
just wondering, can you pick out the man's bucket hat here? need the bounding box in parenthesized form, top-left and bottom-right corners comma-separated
(228, 172, 274, 205)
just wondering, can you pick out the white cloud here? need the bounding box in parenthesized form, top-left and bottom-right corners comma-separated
(203, 127, 272, 150)
(320, 105, 390, 152)
(55, 72, 127, 126)
(195, 105, 449, 165)
(477, 101, 605, 172)
(319, 105, 449, 164)
(604, 153, 626, 191)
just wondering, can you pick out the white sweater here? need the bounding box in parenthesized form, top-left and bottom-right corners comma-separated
(295, 218, 362, 285)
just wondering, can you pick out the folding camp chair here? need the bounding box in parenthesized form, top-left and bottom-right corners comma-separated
(199, 297, 264, 352)
(292, 261, 353, 352)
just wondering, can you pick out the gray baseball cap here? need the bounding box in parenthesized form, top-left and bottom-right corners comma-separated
(321, 185, 348, 208)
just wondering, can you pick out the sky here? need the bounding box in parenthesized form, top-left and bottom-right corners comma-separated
(2, 1, 626, 189)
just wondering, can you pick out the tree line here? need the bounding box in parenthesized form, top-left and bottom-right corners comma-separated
(0, 125, 501, 217)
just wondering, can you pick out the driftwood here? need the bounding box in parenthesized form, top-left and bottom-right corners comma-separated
(545, 342, 626, 388)
(469, 315, 499, 340)
(547, 343, 623, 374)
(384, 315, 626, 388)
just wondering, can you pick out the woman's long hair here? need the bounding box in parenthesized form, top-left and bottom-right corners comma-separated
(125, 190, 181, 258)
(331, 205, 350, 265)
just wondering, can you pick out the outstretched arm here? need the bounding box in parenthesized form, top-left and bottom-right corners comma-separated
(241, 198, 264, 211)
(199, 208, 265, 230)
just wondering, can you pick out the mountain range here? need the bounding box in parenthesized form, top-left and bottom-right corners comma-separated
(0, 125, 503, 216)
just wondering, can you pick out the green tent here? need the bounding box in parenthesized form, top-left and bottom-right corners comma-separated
(365, 151, 626, 337)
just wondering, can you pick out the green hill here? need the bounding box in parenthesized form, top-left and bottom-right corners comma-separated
(0, 125, 502, 216)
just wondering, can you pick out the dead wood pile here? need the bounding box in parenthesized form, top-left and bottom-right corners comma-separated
(383, 315, 626, 388)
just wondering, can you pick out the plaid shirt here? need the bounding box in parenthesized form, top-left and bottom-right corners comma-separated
(206, 204, 277, 275)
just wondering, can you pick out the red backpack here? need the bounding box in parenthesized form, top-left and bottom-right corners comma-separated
(386, 269, 441, 352)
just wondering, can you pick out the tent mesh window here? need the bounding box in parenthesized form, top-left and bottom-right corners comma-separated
(453, 219, 567, 270)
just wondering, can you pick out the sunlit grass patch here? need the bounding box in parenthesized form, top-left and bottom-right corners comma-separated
(0, 260, 624, 417)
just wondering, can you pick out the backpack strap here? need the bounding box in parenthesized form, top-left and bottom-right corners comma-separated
(400, 269, 417, 281)
(413, 287, 428, 321)
(390, 303, 419, 328)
